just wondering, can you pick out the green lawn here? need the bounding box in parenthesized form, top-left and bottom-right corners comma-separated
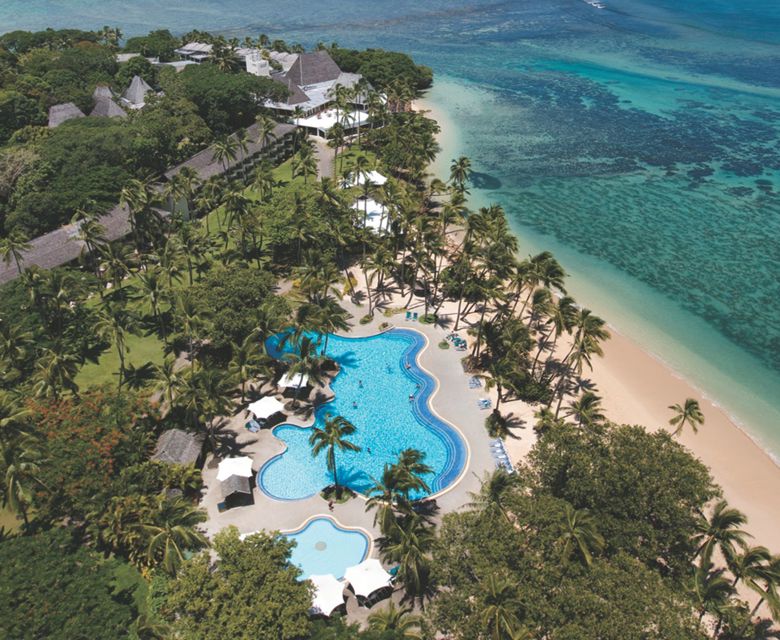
(0, 505, 21, 532)
(75, 331, 165, 389)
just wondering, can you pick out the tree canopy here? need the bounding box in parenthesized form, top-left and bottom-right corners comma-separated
(0, 528, 143, 640)
(163, 527, 312, 640)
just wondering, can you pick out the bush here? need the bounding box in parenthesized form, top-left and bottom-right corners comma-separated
(438, 340, 450, 350)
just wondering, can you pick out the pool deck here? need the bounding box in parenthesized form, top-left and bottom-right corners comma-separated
(199, 294, 524, 538)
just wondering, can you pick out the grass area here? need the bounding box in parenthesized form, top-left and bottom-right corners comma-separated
(76, 331, 165, 389)
(0, 505, 21, 532)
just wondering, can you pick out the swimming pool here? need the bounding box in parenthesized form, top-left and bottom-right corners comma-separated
(285, 517, 369, 580)
(258, 329, 468, 500)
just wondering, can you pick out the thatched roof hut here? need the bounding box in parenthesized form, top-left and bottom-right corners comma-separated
(151, 429, 205, 466)
(48, 103, 86, 128)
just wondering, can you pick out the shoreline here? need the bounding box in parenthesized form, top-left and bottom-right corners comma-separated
(417, 85, 780, 552)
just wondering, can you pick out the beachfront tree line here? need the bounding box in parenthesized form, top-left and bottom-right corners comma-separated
(0, 29, 776, 639)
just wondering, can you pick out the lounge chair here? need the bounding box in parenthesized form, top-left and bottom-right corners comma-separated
(245, 420, 261, 433)
(478, 398, 492, 410)
(468, 376, 482, 388)
(406, 311, 412, 320)
(412, 312, 418, 321)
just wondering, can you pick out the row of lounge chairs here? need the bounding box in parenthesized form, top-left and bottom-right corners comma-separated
(490, 438, 515, 473)
(405, 311, 419, 321)
(446, 332, 468, 351)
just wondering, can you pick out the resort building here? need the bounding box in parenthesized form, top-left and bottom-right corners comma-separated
(90, 85, 127, 119)
(263, 50, 371, 138)
(47, 102, 86, 128)
(151, 429, 205, 467)
(121, 75, 154, 110)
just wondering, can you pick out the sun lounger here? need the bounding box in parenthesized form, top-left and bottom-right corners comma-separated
(478, 398, 492, 410)
(406, 311, 412, 320)
(413, 312, 418, 321)
(245, 420, 261, 433)
(468, 376, 482, 388)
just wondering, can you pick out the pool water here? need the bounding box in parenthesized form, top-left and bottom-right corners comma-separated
(285, 517, 369, 580)
(259, 329, 467, 500)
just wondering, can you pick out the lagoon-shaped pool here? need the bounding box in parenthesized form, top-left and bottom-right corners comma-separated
(285, 517, 369, 580)
(258, 329, 467, 501)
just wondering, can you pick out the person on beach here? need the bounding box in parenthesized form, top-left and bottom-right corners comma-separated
(328, 500, 334, 512)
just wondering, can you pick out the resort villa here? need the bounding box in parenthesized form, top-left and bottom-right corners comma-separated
(47, 75, 153, 128)
(174, 42, 372, 138)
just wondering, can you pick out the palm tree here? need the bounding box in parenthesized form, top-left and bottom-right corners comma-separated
(557, 504, 604, 568)
(668, 398, 705, 436)
(95, 301, 139, 390)
(120, 178, 162, 252)
(32, 345, 80, 400)
(133, 495, 208, 576)
(152, 356, 182, 408)
(394, 449, 433, 499)
(480, 574, 524, 640)
(0, 434, 44, 527)
(292, 142, 318, 184)
(228, 335, 269, 403)
(308, 414, 361, 492)
(565, 391, 605, 428)
(281, 335, 326, 404)
(0, 230, 31, 275)
(376, 513, 435, 606)
(693, 499, 749, 563)
(367, 602, 422, 638)
(690, 560, 735, 626)
(212, 136, 239, 178)
(366, 465, 406, 534)
(468, 468, 518, 524)
(449, 155, 472, 194)
(136, 266, 169, 343)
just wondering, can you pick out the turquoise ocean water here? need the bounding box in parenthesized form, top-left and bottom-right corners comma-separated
(2, 0, 779, 457)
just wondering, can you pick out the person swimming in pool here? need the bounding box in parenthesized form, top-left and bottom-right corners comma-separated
(358, 379, 363, 388)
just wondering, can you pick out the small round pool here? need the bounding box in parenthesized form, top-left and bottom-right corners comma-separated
(284, 517, 369, 580)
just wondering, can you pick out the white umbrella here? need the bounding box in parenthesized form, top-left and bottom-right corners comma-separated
(309, 574, 346, 616)
(216, 456, 253, 482)
(278, 372, 309, 388)
(344, 558, 393, 598)
(247, 396, 285, 419)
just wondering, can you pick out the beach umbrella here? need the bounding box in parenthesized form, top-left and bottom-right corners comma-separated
(344, 558, 393, 599)
(309, 574, 346, 616)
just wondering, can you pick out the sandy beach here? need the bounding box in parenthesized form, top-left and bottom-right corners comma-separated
(416, 92, 780, 554)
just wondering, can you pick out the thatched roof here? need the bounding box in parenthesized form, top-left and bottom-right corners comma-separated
(123, 75, 153, 106)
(152, 429, 205, 466)
(275, 76, 310, 106)
(284, 51, 341, 87)
(90, 98, 127, 118)
(92, 85, 114, 101)
(221, 474, 251, 497)
(48, 103, 85, 128)
(164, 121, 296, 182)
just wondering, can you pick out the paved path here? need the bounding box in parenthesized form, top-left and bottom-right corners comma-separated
(313, 136, 335, 181)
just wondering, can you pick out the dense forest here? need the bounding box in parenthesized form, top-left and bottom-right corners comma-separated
(0, 26, 778, 640)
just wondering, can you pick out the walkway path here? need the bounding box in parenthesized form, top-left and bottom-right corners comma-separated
(313, 136, 335, 181)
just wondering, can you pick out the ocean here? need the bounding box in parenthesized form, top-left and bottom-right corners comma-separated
(2, 0, 779, 457)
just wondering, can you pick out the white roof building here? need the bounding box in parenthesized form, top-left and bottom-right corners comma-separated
(344, 559, 393, 599)
(121, 75, 154, 109)
(352, 197, 389, 235)
(216, 456, 254, 482)
(309, 574, 346, 617)
(247, 396, 286, 419)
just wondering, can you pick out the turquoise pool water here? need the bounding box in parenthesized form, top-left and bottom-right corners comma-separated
(258, 329, 467, 500)
(285, 517, 369, 580)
